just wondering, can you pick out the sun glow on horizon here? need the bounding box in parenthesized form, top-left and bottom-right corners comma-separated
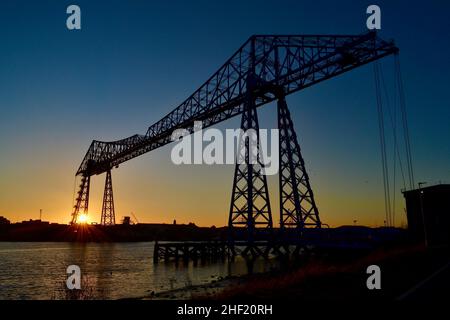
(77, 214, 88, 224)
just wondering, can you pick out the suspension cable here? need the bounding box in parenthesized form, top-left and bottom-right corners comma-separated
(395, 55, 415, 190)
(374, 61, 391, 227)
(379, 63, 409, 227)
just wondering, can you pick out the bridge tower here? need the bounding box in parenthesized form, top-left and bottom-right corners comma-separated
(228, 92, 273, 243)
(228, 37, 274, 248)
(100, 169, 116, 225)
(277, 96, 321, 231)
(71, 174, 90, 224)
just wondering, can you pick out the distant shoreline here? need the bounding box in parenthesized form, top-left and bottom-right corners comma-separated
(0, 221, 226, 242)
(0, 221, 406, 245)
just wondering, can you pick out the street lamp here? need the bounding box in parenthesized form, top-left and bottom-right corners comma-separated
(418, 182, 428, 247)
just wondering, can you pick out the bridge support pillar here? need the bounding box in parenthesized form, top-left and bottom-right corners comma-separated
(71, 174, 91, 224)
(101, 169, 116, 225)
(277, 96, 321, 233)
(228, 94, 273, 245)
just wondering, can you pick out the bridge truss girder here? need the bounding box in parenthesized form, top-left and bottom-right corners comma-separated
(76, 32, 397, 177)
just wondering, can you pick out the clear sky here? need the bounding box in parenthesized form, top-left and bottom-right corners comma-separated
(0, 0, 449, 227)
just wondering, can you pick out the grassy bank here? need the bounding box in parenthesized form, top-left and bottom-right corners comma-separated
(193, 245, 450, 301)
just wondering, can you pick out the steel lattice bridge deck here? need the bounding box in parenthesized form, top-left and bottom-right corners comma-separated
(71, 31, 398, 253)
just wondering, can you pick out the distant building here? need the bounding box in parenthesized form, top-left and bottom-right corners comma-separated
(19, 219, 49, 225)
(122, 216, 131, 225)
(403, 184, 450, 245)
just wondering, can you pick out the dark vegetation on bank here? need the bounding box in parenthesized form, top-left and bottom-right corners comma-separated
(199, 244, 450, 301)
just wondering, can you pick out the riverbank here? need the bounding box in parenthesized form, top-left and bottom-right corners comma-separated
(141, 275, 243, 300)
(141, 244, 449, 301)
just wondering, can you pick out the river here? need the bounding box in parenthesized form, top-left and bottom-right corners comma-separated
(0, 242, 278, 299)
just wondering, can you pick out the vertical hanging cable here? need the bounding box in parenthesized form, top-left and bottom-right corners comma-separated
(380, 64, 404, 227)
(374, 61, 391, 227)
(391, 64, 397, 228)
(395, 55, 415, 190)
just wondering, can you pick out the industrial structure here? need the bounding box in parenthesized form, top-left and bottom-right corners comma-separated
(403, 184, 450, 246)
(70, 31, 399, 253)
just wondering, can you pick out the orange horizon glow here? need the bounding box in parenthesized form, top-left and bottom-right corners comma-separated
(0, 121, 409, 229)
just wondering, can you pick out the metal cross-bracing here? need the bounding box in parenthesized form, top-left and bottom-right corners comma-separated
(71, 175, 90, 224)
(228, 92, 273, 243)
(70, 31, 398, 227)
(100, 170, 116, 225)
(277, 96, 321, 230)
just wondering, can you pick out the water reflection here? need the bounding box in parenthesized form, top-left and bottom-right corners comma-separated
(0, 242, 280, 300)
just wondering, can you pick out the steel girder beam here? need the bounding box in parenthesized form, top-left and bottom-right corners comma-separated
(75, 31, 397, 177)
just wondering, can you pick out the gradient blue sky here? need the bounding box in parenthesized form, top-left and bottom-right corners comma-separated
(0, 0, 449, 226)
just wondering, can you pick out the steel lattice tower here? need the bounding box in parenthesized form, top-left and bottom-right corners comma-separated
(71, 175, 90, 224)
(277, 96, 321, 230)
(101, 170, 116, 225)
(228, 91, 273, 242)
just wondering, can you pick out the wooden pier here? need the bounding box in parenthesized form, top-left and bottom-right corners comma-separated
(153, 241, 229, 263)
(152, 228, 397, 263)
(153, 240, 299, 263)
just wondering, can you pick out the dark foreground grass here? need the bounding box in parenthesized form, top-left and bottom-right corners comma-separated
(200, 245, 449, 301)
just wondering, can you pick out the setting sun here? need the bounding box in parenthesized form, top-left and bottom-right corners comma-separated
(77, 214, 88, 224)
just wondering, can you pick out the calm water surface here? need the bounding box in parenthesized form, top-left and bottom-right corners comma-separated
(0, 242, 278, 299)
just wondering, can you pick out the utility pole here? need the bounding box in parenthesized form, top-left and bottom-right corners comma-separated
(39, 209, 42, 221)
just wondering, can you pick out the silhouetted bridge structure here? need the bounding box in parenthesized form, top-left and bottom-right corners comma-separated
(71, 31, 399, 259)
